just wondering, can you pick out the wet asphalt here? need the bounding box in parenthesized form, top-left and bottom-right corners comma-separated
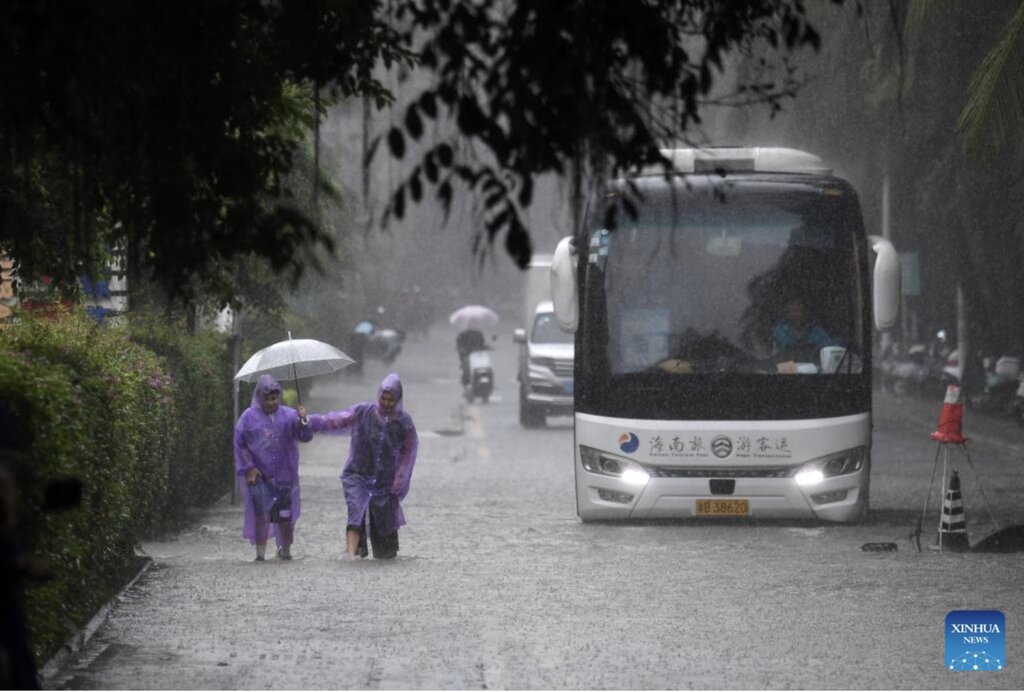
(42, 323, 1024, 690)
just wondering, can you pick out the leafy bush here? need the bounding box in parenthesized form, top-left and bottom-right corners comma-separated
(128, 316, 233, 515)
(0, 308, 232, 664)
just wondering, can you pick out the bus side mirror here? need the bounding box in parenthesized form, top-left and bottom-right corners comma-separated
(550, 236, 578, 332)
(869, 235, 900, 331)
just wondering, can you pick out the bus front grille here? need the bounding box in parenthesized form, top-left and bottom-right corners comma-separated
(645, 466, 792, 479)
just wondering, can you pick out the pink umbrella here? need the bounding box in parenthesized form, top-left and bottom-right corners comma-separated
(449, 305, 499, 331)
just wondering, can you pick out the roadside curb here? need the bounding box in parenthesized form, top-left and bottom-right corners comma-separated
(39, 555, 154, 684)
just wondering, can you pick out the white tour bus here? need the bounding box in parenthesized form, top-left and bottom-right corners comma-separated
(550, 147, 900, 522)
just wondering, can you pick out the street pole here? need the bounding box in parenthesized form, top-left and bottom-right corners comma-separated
(956, 282, 970, 396)
(880, 168, 894, 356)
(230, 306, 242, 504)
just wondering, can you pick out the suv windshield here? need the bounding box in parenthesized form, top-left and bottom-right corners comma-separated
(532, 312, 574, 344)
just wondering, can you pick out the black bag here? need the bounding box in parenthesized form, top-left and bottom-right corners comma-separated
(248, 476, 274, 519)
(269, 481, 293, 523)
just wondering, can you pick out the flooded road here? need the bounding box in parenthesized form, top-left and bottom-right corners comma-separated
(45, 322, 1024, 689)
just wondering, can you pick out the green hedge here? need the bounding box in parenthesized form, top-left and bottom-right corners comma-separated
(129, 316, 234, 514)
(0, 308, 232, 665)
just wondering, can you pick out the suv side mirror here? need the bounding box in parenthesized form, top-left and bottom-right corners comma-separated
(513, 328, 526, 344)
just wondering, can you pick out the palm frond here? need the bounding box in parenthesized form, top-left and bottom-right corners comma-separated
(957, 1, 1024, 154)
(904, 0, 953, 41)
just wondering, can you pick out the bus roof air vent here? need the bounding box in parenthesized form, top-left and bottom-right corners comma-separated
(651, 147, 832, 176)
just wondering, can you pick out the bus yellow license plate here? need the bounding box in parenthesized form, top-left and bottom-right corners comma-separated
(696, 499, 749, 517)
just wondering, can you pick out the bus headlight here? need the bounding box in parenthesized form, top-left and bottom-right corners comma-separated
(792, 447, 866, 487)
(579, 445, 651, 485)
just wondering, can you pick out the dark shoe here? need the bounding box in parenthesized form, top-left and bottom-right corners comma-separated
(254, 555, 265, 562)
(277, 548, 292, 560)
(370, 532, 399, 559)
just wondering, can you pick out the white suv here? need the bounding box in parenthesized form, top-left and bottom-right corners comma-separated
(513, 300, 575, 428)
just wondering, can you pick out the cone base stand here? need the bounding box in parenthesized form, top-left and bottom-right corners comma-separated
(911, 388, 1003, 552)
(911, 438, 1004, 553)
(925, 534, 970, 553)
(911, 441, 971, 553)
(929, 431, 968, 445)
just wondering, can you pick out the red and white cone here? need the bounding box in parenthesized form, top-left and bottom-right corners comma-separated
(931, 384, 968, 444)
(937, 470, 970, 552)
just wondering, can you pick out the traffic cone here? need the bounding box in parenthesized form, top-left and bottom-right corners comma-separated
(938, 470, 970, 552)
(931, 384, 968, 444)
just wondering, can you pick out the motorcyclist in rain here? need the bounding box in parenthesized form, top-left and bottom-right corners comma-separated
(456, 328, 486, 387)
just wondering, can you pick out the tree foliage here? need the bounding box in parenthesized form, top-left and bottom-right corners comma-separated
(738, 1, 1024, 353)
(381, 0, 842, 267)
(0, 0, 411, 301)
(0, 309, 233, 661)
(954, 2, 1024, 157)
(896, 2, 1024, 352)
(0, 0, 842, 299)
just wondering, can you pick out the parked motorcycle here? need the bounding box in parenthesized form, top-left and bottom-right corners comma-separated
(880, 336, 953, 399)
(352, 319, 405, 365)
(366, 327, 405, 364)
(970, 354, 1021, 416)
(885, 343, 930, 396)
(1008, 374, 1024, 427)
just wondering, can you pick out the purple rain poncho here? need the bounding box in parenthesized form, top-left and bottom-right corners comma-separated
(233, 374, 313, 544)
(308, 373, 418, 537)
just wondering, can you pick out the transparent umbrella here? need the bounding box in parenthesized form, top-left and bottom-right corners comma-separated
(234, 333, 355, 405)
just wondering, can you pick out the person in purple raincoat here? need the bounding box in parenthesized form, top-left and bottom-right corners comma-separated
(234, 374, 313, 561)
(308, 373, 418, 560)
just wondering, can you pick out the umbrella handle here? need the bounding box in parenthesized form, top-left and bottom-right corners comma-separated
(286, 332, 302, 407)
(292, 362, 302, 407)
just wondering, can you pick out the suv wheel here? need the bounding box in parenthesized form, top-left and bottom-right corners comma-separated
(519, 388, 546, 428)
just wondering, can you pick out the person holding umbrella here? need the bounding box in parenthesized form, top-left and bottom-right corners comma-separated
(234, 374, 313, 561)
(449, 305, 499, 387)
(307, 373, 418, 560)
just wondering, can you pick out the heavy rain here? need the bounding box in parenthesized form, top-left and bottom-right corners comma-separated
(2, 2, 1023, 690)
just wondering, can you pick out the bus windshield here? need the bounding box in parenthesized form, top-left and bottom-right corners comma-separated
(586, 178, 866, 379)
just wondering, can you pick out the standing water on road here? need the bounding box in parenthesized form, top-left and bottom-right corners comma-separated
(44, 322, 1024, 690)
